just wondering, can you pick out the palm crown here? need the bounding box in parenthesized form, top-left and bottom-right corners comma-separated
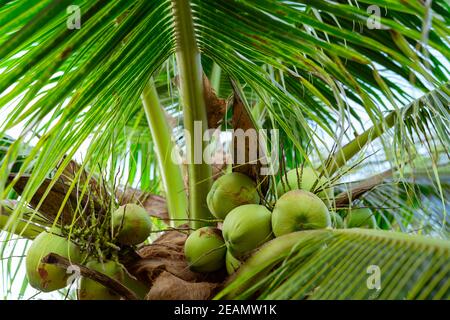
(0, 0, 449, 300)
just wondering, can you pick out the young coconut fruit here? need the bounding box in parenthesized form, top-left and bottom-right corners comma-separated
(207, 172, 260, 220)
(78, 260, 125, 300)
(112, 204, 152, 245)
(122, 272, 150, 300)
(26, 230, 81, 292)
(277, 167, 333, 205)
(184, 227, 226, 272)
(225, 250, 241, 275)
(222, 204, 273, 258)
(346, 208, 377, 229)
(330, 212, 344, 229)
(272, 190, 330, 237)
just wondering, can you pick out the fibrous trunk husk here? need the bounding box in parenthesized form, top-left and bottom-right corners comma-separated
(128, 229, 225, 300)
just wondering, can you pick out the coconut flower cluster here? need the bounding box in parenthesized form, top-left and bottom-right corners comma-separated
(25, 203, 152, 299)
(184, 168, 378, 275)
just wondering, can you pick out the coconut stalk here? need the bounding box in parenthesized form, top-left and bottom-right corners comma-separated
(171, 0, 213, 229)
(141, 79, 188, 227)
(320, 82, 450, 176)
(320, 86, 440, 177)
(322, 111, 397, 176)
(209, 63, 222, 95)
(41, 253, 138, 300)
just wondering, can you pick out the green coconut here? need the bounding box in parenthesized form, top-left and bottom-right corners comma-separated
(330, 212, 344, 229)
(277, 167, 333, 205)
(222, 204, 273, 257)
(272, 190, 330, 237)
(78, 260, 125, 300)
(112, 204, 152, 245)
(26, 230, 81, 292)
(346, 208, 377, 229)
(184, 227, 226, 272)
(207, 172, 260, 220)
(122, 272, 150, 300)
(225, 250, 241, 275)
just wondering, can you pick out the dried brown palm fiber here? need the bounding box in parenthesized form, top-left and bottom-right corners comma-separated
(59, 159, 100, 194)
(173, 74, 227, 129)
(128, 229, 226, 300)
(9, 150, 170, 224)
(230, 80, 269, 194)
(8, 174, 104, 225)
(117, 187, 169, 222)
(182, 150, 230, 193)
(146, 271, 220, 300)
(202, 74, 227, 129)
(7, 158, 107, 226)
(132, 230, 225, 283)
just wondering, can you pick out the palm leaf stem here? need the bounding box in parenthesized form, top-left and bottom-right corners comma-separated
(141, 78, 188, 226)
(171, 0, 213, 228)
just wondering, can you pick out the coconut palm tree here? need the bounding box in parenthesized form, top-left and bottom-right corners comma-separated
(0, 0, 449, 300)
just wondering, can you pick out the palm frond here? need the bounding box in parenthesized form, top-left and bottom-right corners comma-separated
(0, 0, 449, 300)
(195, 0, 449, 140)
(216, 229, 450, 300)
(361, 165, 450, 238)
(0, 0, 174, 222)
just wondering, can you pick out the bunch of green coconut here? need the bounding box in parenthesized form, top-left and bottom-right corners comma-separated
(25, 203, 152, 299)
(184, 168, 377, 274)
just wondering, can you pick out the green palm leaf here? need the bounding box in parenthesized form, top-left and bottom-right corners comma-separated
(0, 0, 449, 300)
(216, 229, 450, 300)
